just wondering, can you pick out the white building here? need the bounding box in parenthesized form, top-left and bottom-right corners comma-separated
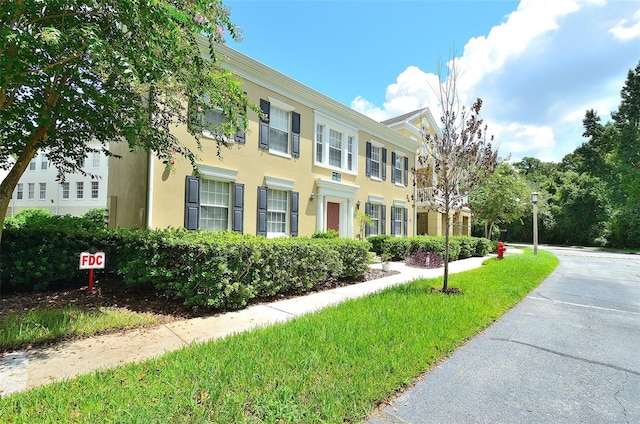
(8, 144, 109, 217)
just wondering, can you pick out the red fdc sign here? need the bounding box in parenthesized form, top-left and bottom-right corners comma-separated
(79, 252, 106, 269)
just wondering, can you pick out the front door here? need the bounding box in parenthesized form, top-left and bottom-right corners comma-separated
(327, 202, 340, 232)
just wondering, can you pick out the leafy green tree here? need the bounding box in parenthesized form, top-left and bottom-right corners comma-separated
(470, 162, 531, 240)
(0, 0, 254, 239)
(414, 56, 498, 292)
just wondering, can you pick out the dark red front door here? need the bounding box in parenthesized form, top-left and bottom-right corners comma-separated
(327, 202, 340, 232)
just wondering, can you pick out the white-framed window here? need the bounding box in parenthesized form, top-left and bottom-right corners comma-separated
(267, 188, 288, 236)
(39, 183, 46, 199)
(29, 159, 36, 171)
(199, 179, 231, 231)
(76, 182, 84, 199)
(370, 145, 381, 179)
(369, 204, 380, 236)
(92, 152, 100, 168)
(62, 182, 69, 199)
(41, 156, 48, 170)
(16, 183, 23, 200)
(393, 154, 403, 183)
(269, 105, 290, 155)
(392, 206, 403, 236)
(314, 113, 358, 173)
(91, 181, 99, 199)
(28, 183, 34, 199)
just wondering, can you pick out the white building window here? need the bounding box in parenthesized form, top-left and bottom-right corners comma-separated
(39, 183, 46, 199)
(62, 182, 69, 199)
(76, 182, 84, 199)
(267, 188, 287, 235)
(92, 152, 100, 168)
(28, 183, 34, 199)
(16, 183, 23, 200)
(91, 181, 99, 199)
(199, 180, 230, 231)
(314, 113, 358, 173)
(41, 156, 48, 170)
(29, 159, 36, 171)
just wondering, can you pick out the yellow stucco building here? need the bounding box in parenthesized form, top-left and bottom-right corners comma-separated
(107, 44, 424, 238)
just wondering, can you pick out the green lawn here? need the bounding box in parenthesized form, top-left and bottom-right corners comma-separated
(0, 249, 558, 423)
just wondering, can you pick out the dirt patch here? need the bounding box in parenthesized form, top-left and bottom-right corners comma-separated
(0, 267, 398, 323)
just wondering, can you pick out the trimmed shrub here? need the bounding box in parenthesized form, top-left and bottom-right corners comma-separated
(366, 235, 390, 255)
(311, 230, 339, 239)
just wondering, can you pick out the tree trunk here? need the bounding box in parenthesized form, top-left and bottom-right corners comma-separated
(442, 206, 451, 292)
(0, 141, 41, 241)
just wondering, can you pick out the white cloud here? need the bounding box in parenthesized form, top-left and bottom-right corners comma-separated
(609, 7, 640, 40)
(351, 0, 638, 162)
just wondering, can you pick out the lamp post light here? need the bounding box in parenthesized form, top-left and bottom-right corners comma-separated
(531, 192, 538, 256)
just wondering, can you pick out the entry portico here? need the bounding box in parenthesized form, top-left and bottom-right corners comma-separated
(314, 178, 359, 238)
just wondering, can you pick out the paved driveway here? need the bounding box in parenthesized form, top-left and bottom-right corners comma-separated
(367, 247, 640, 423)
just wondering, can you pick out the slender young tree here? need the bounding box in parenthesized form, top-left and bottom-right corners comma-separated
(414, 57, 498, 292)
(0, 0, 255, 240)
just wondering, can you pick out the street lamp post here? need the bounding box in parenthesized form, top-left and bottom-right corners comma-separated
(532, 192, 538, 256)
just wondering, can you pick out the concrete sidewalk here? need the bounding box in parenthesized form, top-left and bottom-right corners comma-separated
(0, 255, 493, 396)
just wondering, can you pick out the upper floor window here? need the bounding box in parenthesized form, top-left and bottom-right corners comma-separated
(29, 159, 36, 171)
(92, 152, 100, 168)
(259, 98, 300, 158)
(314, 113, 358, 173)
(41, 156, 48, 170)
(366, 141, 387, 180)
(391, 151, 409, 186)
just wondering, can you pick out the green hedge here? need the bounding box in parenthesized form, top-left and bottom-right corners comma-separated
(371, 235, 492, 262)
(2, 215, 370, 311)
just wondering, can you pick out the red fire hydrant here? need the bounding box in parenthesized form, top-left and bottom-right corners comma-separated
(497, 241, 506, 259)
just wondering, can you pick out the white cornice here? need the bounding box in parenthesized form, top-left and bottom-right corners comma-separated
(200, 39, 420, 153)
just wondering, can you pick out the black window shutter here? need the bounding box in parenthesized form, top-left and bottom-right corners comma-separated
(404, 156, 409, 186)
(390, 206, 397, 236)
(235, 100, 247, 143)
(381, 205, 386, 235)
(403, 208, 408, 236)
(364, 202, 371, 236)
(290, 191, 299, 236)
(184, 176, 200, 230)
(259, 99, 270, 149)
(391, 152, 397, 183)
(365, 142, 372, 177)
(382, 148, 387, 181)
(232, 183, 244, 234)
(257, 186, 268, 236)
(291, 112, 301, 158)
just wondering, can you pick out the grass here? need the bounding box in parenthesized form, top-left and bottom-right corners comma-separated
(0, 249, 558, 423)
(0, 306, 158, 352)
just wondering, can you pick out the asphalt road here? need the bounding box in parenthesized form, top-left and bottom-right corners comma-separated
(367, 246, 640, 424)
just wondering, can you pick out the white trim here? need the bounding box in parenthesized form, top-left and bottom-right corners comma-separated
(268, 96, 295, 112)
(315, 178, 359, 198)
(197, 164, 238, 181)
(368, 195, 384, 204)
(265, 176, 295, 190)
(147, 152, 154, 228)
(393, 199, 406, 208)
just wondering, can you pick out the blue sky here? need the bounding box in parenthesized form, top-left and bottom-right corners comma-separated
(224, 0, 640, 162)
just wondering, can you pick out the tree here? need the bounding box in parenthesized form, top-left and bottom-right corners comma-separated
(470, 162, 531, 240)
(414, 57, 498, 293)
(0, 0, 255, 240)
